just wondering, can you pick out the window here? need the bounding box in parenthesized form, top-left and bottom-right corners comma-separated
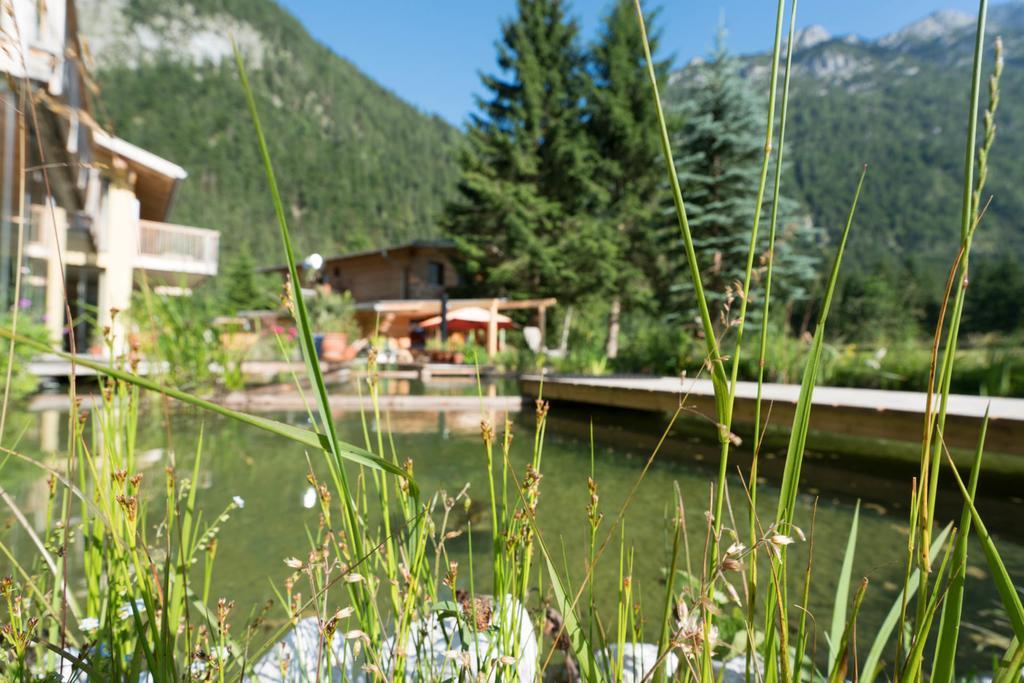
(427, 260, 445, 286)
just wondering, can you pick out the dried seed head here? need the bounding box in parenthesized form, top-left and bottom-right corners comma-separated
(216, 598, 234, 628)
(722, 558, 742, 573)
(116, 495, 138, 522)
(535, 398, 549, 420)
(443, 561, 458, 590)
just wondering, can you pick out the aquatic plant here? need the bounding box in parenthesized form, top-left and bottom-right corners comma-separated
(0, 0, 1019, 681)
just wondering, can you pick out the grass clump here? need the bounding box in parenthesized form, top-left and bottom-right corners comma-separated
(0, 1, 1019, 681)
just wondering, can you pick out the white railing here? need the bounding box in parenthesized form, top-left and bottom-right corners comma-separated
(137, 220, 219, 275)
(27, 204, 48, 246)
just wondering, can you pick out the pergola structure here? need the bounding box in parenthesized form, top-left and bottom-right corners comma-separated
(356, 297, 557, 356)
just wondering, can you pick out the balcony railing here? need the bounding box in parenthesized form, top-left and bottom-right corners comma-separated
(27, 204, 48, 246)
(136, 220, 219, 276)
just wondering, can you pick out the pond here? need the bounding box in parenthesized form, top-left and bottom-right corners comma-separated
(1, 378, 1021, 672)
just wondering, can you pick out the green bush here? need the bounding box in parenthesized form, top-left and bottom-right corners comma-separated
(0, 314, 49, 400)
(308, 286, 360, 338)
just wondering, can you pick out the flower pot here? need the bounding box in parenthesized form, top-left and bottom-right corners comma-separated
(320, 332, 349, 362)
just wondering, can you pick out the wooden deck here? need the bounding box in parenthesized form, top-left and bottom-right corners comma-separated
(28, 391, 522, 415)
(520, 374, 1024, 456)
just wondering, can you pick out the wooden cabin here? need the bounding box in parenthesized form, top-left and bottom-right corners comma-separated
(266, 240, 554, 357)
(318, 240, 459, 302)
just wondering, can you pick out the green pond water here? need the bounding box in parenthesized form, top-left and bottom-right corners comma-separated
(2, 379, 1022, 671)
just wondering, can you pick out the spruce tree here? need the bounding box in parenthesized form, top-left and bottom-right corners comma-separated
(587, 0, 671, 357)
(219, 248, 276, 313)
(445, 0, 614, 305)
(664, 32, 817, 332)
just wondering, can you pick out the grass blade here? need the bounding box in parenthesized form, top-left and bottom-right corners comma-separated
(828, 578, 868, 683)
(944, 446, 1024, 642)
(828, 500, 860, 673)
(776, 166, 867, 526)
(632, 0, 728, 412)
(543, 552, 605, 683)
(861, 523, 952, 683)
(931, 409, 989, 683)
(233, 42, 416, 533)
(901, 531, 957, 683)
(994, 638, 1024, 683)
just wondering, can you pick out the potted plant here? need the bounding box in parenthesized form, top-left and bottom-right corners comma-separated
(310, 287, 360, 362)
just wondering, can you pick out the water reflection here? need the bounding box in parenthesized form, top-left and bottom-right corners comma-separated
(3, 396, 1021, 667)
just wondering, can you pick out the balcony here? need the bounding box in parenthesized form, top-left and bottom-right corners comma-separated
(135, 220, 219, 277)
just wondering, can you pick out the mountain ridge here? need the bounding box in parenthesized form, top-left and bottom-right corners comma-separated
(669, 0, 1023, 265)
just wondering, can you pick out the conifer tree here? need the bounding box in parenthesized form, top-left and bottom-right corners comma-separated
(664, 32, 817, 331)
(445, 0, 614, 306)
(219, 248, 276, 313)
(586, 0, 671, 357)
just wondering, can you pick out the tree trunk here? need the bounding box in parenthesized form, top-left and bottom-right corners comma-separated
(605, 296, 621, 359)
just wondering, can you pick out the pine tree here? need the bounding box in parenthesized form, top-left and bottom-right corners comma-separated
(219, 248, 276, 313)
(586, 0, 671, 357)
(445, 0, 614, 305)
(664, 32, 817, 331)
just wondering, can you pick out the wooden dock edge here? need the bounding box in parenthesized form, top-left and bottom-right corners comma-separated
(519, 377, 1024, 460)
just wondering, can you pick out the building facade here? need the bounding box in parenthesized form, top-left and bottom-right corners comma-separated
(316, 240, 460, 303)
(0, 0, 218, 354)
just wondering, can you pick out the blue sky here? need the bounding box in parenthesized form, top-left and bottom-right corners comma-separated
(278, 0, 989, 127)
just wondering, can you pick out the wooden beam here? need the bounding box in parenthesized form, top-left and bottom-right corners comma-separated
(358, 297, 558, 316)
(538, 305, 547, 350)
(487, 298, 499, 357)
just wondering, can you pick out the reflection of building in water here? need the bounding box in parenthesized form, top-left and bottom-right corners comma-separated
(361, 410, 510, 437)
(39, 408, 60, 453)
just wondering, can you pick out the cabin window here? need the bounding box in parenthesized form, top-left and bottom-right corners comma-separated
(427, 261, 445, 286)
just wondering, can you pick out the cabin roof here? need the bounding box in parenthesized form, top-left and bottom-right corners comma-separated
(261, 239, 457, 273)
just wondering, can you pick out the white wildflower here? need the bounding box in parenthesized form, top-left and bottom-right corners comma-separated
(117, 599, 145, 620)
(302, 486, 317, 509)
(232, 496, 245, 509)
(726, 542, 746, 556)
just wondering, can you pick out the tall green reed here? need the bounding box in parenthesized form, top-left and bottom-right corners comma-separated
(0, 0, 1018, 679)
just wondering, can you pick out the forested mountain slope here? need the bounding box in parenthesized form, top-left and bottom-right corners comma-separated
(77, 0, 461, 259)
(667, 3, 1024, 334)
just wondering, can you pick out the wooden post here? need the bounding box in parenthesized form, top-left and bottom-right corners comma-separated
(538, 305, 547, 351)
(487, 298, 498, 358)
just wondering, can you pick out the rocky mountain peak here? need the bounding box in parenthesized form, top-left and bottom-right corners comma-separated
(794, 25, 831, 50)
(878, 9, 974, 47)
(76, 0, 267, 71)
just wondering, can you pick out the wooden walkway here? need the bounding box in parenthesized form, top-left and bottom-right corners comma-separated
(28, 391, 522, 415)
(520, 375, 1024, 455)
